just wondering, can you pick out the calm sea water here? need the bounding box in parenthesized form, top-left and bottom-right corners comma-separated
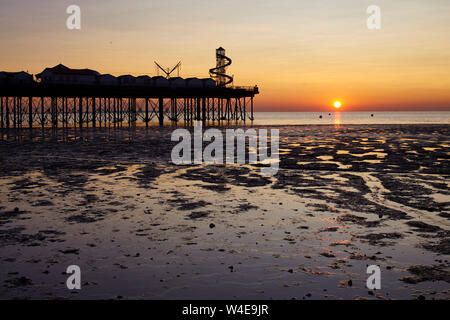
(251, 111, 450, 125)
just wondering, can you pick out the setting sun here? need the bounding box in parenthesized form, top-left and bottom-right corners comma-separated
(333, 101, 342, 109)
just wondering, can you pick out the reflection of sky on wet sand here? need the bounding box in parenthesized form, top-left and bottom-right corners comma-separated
(1, 164, 448, 299)
(0, 124, 449, 299)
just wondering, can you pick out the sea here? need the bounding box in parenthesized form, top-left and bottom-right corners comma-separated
(250, 111, 450, 125)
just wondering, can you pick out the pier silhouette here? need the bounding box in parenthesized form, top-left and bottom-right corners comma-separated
(0, 48, 258, 137)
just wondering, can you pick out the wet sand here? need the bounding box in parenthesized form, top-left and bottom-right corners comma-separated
(0, 124, 449, 299)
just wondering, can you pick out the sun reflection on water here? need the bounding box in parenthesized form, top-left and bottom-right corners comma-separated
(334, 112, 341, 127)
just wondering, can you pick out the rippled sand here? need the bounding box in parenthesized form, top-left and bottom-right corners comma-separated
(0, 124, 448, 299)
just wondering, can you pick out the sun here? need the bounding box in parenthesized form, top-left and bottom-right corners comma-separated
(333, 101, 342, 109)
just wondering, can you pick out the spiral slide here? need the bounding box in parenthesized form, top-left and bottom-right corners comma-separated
(209, 51, 233, 87)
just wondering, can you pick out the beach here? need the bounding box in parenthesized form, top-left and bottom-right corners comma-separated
(0, 124, 448, 299)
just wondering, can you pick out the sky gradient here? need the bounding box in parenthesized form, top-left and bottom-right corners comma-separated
(1, 0, 449, 111)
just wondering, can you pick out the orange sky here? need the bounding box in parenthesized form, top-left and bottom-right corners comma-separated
(0, 0, 449, 111)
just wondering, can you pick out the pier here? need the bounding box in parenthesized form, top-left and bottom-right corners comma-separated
(0, 48, 258, 135)
(0, 83, 258, 132)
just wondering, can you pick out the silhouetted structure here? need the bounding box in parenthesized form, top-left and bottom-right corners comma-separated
(0, 71, 33, 85)
(0, 50, 258, 134)
(209, 47, 233, 87)
(155, 61, 181, 79)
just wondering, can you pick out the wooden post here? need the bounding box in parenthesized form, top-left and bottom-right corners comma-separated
(64, 97, 68, 129)
(5, 97, 9, 129)
(202, 98, 206, 124)
(158, 97, 164, 126)
(19, 97, 23, 127)
(174, 98, 178, 122)
(208, 98, 211, 122)
(98, 98, 102, 128)
(186, 99, 189, 121)
(41, 97, 44, 131)
(190, 99, 193, 122)
(132, 98, 135, 126)
(50, 97, 53, 128)
(145, 98, 149, 127)
(113, 98, 116, 128)
(13, 97, 16, 130)
(50, 97, 54, 128)
(56, 97, 59, 128)
(120, 98, 123, 127)
(79, 97, 83, 128)
(86, 97, 89, 127)
(243, 98, 246, 122)
(64, 97, 67, 128)
(15, 97, 20, 129)
(104, 97, 107, 127)
(28, 97, 33, 129)
(73, 97, 76, 128)
(1, 97, 3, 130)
(107, 98, 110, 127)
(195, 98, 199, 121)
(127, 98, 131, 127)
(134, 98, 137, 125)
(92, 97, 96, 128)
(62, 98, 65, 128)
(61, 98, 64, 128)
(251, 96, 254, 120)
(104, 98, 107, 127)
(53, 97, 58, 128)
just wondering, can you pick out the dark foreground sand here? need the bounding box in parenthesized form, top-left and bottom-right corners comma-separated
(0, 124, 449, 299)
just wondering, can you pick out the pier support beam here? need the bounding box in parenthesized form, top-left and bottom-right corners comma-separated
(216, 99, 219, 121)
(196, 98, 201, 121)
(127, 98, 131, 127)
(50, 97, 57, 128)
(73, 98, 76, 127)
(0, 97, 3, 131)
(158, 97, 164, 126)
(40, 97, 44, 131)
(107, 98, 111, 127)
(119, 98, 123, 127)
(13, 97, 17, 130)
(113, 98, 116, 128)
(145, 98, 149, 127)
(79, 97, 83, 128)
(92, 97, 96, 128)
(202, 98, 206, 124)
(6, 97, 9, 129)
(28, 97, 33, 129)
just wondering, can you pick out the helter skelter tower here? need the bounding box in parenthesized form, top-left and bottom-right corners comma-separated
(209, 47, 233, 87)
